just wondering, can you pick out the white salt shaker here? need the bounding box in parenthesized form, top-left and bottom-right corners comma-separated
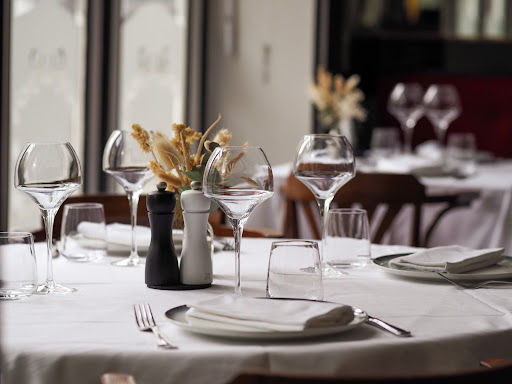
(180, 181, 213, 285)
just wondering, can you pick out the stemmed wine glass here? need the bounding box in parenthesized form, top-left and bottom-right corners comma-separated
(387, 83, 424, 154)
(203, 146, 273, 295)
(293, 134, 355, 268)
(423, 84, 461, 148)
(103, 130, 154, 267)
(15, 142, 82, 294)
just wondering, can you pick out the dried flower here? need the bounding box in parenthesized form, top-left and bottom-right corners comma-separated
(131, 114, 228, 194)
(310, 67, 367, 132)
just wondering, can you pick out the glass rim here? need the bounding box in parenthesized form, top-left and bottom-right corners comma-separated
(329, 208, 367, 215)
(63, 202, 104, 209)
(26, 141, 72, 146)
(304, 133, 347, 139)
(0, 232, 34, 239)
(271, 240, 319, 247)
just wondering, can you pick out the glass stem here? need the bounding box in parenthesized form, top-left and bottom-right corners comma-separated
(402, 123, 413, 154)
(316, 197, 334, 264)
(41, 208, 57, 288)
(127, 190, 141, 263)
(231, 218, 244, 295)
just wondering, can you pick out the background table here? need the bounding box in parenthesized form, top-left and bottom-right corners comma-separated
(2, 239, 512, 384)
(250, 160, 512, 254)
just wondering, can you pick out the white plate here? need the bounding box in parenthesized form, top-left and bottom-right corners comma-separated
(373, 253, 512, 281)
(165, 304, 367, 340)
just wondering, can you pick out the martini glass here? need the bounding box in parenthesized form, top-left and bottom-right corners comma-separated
(293, 134, 355, 268)
(203, 146, 273, 295)
(15, 142, 82, 294)
(103, 130, 154, 267)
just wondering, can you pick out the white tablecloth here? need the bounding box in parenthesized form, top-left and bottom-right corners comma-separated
(251, 161, 512, 254)
(2, 240, 512, 384)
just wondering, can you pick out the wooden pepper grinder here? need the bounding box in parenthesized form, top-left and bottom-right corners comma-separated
(145, 182, 180, 289)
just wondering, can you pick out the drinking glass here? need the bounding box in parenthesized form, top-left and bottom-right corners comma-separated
(324, 208, 371, 273)
(0, 232, 37, 300)
(266, 240, 323, 301)
(293, 134, 355, 264)
(387, 83, 424, 153)
(14, 142, 82, 294)
(103, 130, 154, 267)
(446, 132, 477, 177)
(203, 146, 273, 295)
(60, 203, 107, 262)
(369, 127, 401, 159)
(423, 84, 461, 147)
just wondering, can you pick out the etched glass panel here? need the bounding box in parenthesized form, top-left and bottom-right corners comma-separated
(9, 0, 87, 231)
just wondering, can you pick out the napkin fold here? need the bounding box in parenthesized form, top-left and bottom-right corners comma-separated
(77, 222, 153, 248)
(185, 295, 355, 332)
(389, 245, 505, 273)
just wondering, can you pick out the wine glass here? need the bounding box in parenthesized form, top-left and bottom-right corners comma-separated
(423, 84, 461, 148)
(103, 130, 154, 267)
(202, 146, 273, 295)
(14, 142, 82, 294)
(293, 134, 355, 267)
(387, 83, 424, 153)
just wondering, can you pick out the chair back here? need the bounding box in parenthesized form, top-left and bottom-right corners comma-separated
(282, 172, 425, 246)
(33, 194, 149, 242)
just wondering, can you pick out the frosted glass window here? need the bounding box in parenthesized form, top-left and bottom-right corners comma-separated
(8, 0, 87, 232)
(118, 0, 188, 132)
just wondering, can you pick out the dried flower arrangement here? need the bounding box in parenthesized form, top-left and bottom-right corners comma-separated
(309, 67, 367, 132)
(131, 114, 231, 195)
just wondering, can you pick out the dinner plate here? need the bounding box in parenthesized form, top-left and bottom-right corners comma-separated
(373, 253, 512, 281)
(165, 305, 367, 340)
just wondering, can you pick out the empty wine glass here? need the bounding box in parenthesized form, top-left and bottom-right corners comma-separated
(423, 84, 461, 147)
(103, 130, 154, 267)
(387, 83, 424, 153)
(14, 142, 82, 294)
(202, 146, 273, 295)
(293, 134, 355, 266)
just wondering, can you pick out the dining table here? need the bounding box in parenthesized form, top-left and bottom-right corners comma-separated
(250, 159, 512, 254)
(2, 238, 512, 384)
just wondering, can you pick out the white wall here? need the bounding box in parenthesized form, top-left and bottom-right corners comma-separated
(204, 0, 316, 167)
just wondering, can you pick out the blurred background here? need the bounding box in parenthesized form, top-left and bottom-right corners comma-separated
(1, 0, 512, 233)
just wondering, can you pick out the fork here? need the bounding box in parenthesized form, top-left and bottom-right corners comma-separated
(436, 272, 512, 289)
(133, 303, 178, 349)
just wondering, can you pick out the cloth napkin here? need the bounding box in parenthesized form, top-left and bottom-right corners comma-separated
(185, 295, 355, 332)
(389, 245, 505, 273)
(376, 154, 445, 175)
(77, 222, 153, 249)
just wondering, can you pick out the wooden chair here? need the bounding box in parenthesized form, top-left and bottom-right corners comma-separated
(282, 172, 479, 247)
(33, 194, 150, 242)
(33, 193, 281, 242)
(228, 362, 512, 384)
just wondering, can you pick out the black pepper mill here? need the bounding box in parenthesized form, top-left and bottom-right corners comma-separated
(145, 181, 180, 289)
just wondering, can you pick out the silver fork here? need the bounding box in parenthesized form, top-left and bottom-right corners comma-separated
(133, 303, 177, 349)
(436, 272, 512, 289)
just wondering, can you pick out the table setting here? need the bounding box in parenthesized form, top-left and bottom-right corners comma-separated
(3, 110, 512, 383)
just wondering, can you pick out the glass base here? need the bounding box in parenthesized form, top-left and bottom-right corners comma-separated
(111, 257, 144, 267)
(37, 282, 77, 294)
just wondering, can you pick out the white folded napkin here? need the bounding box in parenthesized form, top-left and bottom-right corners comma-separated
(185, 295, 355, 332)
(77, 222, 152, 248)
(376, 154, 444, 174)
(389, 245, 505, 273)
